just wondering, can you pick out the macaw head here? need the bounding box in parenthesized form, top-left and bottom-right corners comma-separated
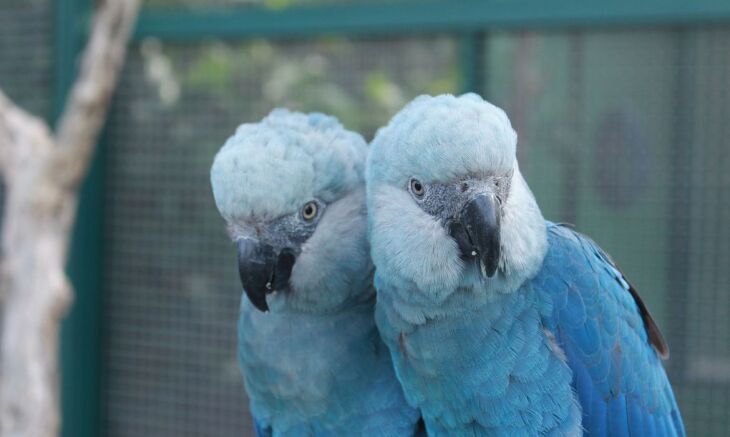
(211, 109, 372, 314)
(366, 93, 548, 302)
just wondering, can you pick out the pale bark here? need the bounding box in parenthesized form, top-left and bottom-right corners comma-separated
(0, 1, 140, 436)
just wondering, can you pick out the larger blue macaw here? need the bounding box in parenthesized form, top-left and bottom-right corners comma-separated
(211, 109, 421, 436)
(366, 93, 685, 436)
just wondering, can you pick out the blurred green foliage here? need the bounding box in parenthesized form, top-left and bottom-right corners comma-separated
(138, 36, 458, 136)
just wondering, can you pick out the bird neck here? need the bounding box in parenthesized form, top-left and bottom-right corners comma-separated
(238, 300, 405, 431)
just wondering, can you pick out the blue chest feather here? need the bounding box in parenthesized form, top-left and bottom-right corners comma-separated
(375, 222, 685, 436)
(376, 282, 580, 436)
(238, 298, 420, 436)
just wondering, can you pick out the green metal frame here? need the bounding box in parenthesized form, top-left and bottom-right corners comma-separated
(459, 33, 485, 94)
(135, 0, 730, 41)
(59, 0, 730, 435)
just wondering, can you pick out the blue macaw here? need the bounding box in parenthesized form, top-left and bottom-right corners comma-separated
(211, 109, 421, 436)
(366, 93, 685, 436)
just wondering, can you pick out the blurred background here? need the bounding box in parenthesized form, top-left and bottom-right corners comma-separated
(1, 0, 729, 436)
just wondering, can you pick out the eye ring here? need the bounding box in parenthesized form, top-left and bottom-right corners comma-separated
(409, 178, 425, 199)
(301, 201, 318, 221)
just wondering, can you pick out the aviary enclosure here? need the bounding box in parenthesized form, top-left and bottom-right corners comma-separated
(0, 0, 728, 435)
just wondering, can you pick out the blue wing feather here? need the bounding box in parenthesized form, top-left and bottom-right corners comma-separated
(535, 223, 685, 437)
(608, 393, 629, 436)
(645, 411, 657, 437)
(626, 396, 644, 436)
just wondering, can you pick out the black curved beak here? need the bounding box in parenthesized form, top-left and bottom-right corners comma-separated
(448, 194, 501, 277)
(237, 239, 296, 312)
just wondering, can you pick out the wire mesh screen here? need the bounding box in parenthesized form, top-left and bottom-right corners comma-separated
(0, 0, 52, 119)
(0, 0, 53, 217)
(677, 28, 730, 435)
(486, 27, 730, 436)
(101, 36, 457, 436)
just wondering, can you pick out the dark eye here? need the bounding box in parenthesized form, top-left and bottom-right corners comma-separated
(409, 178, 425, 198)
(301, 201, 318, 221)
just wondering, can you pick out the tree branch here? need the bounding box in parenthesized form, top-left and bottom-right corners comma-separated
(0, 90, 53, 181)
(50, 0, 140, 190)
(0, 1, 140, 435)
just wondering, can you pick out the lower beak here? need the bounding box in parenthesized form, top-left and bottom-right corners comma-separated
(449, 194, 501, 277)
(237, 239, 295, 312)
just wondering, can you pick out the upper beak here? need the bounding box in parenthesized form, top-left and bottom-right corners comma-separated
(237, 239, 296, 312)
(448, 193, 501, 277)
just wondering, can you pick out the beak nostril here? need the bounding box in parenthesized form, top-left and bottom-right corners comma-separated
(461, 182, 469, 192)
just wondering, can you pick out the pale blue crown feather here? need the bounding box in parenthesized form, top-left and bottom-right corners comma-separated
(368, 93, 516, 186)
(211, 108, 366, 222)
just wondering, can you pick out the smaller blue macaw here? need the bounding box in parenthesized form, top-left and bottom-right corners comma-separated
(211, 109, 421, 436)
(366, 93, 685, 436)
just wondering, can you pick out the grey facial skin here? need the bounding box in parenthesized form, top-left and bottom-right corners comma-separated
(409, 171, 513, 277)
(229, 199, 327, 311)
(409, 172, 512, 223)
